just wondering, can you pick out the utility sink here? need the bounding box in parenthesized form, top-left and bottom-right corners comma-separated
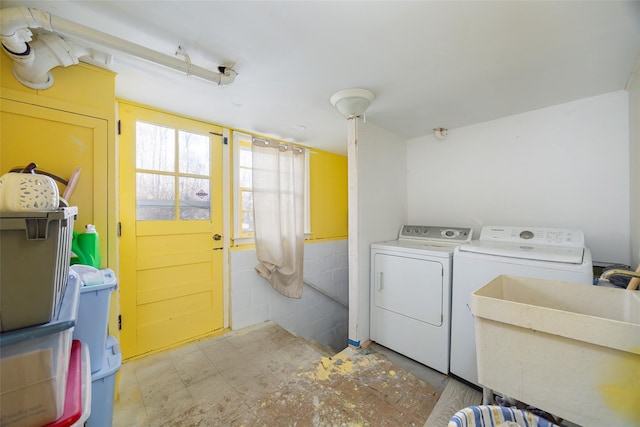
(471, 275, 640, 427)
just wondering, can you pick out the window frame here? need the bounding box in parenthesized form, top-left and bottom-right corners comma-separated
(232, 131, 311, 245)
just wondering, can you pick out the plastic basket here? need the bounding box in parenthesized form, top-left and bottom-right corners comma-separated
(0, 206, 78, 332)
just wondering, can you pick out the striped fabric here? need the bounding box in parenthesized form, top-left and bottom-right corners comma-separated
(448, 405, 560, 427)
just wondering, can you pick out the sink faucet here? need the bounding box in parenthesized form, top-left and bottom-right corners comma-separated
(599, 269, 640, 281)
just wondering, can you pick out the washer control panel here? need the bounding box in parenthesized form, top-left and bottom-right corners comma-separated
(399, 225, 472, 243)
(479, 226, 585, 247)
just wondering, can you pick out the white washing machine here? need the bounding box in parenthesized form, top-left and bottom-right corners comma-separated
(450, 225, 593, 386)
(370, 225, 472, 374)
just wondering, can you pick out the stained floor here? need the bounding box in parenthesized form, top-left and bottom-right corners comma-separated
(113, 322, 445, 426)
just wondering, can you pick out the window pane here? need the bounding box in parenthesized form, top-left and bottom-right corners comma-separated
(179, 177, 211, 220)
(242, 212, 254, 233)
(239, 168, 252, 188)
(179, 131, 210, 175)
(241, 190, 253, 211)
(239, 145, 252, 168)
(136, 122, 175, 172)
(136, 173, 175, 220)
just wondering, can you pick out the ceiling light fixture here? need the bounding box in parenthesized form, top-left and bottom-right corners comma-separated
(330, 88, 375, 118)
(433, 128, 448, 141)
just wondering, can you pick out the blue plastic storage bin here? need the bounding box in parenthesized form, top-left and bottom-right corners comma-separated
(72, 267, 117, 373)
(87, 335, 122, 427)
(0, 273, 80, 427)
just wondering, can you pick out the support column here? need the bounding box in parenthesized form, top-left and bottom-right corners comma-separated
(347, 116, 360, 347)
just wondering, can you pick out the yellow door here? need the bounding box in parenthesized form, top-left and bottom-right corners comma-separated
(119, 102, 224, 359)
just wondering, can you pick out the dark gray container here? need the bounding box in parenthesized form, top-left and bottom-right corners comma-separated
(0, 206, 77, 332)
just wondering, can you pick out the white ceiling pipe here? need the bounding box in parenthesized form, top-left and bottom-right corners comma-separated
(0, 7, 50, 53)
(0, 7, 102, 89)
(11, 32, 91, 89)
(48, 13, 237, 85)
(0, 6, 237, 86)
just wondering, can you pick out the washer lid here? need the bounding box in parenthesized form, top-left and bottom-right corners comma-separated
(458, 240, 585, 264)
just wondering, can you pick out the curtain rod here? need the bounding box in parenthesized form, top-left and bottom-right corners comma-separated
(252, 137, 304, 153)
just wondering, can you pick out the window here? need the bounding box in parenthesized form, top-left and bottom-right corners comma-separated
(136, 121, 212, 221)
(237, 134, 254, 236)
(233, 132, 310, 244)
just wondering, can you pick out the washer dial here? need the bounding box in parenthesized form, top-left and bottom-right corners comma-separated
(442, 229, 460, 238)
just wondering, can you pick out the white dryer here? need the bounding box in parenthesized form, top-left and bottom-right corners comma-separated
(450, 225, 593, 386)
(370, 225, 472, 374)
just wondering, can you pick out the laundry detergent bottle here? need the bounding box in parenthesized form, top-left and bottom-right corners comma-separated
(71, 224, 102, 269)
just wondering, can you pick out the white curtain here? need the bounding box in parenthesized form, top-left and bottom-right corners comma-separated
(252, 138, 305, 298)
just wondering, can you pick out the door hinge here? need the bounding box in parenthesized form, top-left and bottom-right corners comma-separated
(117, 120, 121, 135)
(118, 314, 122, 330)
(117, 222, 122, 237)
(223, 136, 229, 145)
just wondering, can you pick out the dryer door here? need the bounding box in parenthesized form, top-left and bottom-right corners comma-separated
(373, 253, 443, 326)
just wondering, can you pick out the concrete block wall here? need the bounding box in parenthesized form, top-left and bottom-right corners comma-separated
(230, 239, 349, 352)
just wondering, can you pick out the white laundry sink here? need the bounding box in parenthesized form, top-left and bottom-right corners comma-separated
(471, 275, 640, 427)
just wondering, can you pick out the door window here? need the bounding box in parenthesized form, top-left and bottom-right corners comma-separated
(135, 121, 211, 221)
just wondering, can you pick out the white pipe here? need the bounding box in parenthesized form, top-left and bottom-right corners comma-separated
(48, 13, 237, 85)
(11, 32, 90, 89)
(0, 6, 236, 86)
(0, 7, 50, 53)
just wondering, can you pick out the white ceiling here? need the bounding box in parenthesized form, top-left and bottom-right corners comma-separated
(4, 1, 640, 154)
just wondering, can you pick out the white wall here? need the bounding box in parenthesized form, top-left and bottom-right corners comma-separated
(355, 122, 407, 345)
(406, 91, 631, 265)
(628, 60, 640, 269)
(230, 240, 348, 351)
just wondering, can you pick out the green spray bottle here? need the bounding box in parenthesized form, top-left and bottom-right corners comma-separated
(70, 224, 102, 269)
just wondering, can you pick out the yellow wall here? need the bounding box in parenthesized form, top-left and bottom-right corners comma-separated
(309, 150, 348, 240)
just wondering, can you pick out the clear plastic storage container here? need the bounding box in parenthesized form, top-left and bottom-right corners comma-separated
(0, 273, 80, 427)
(43, 340, 91, 427)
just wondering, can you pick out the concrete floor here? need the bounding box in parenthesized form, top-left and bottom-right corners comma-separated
(113, 322, 446, 426)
